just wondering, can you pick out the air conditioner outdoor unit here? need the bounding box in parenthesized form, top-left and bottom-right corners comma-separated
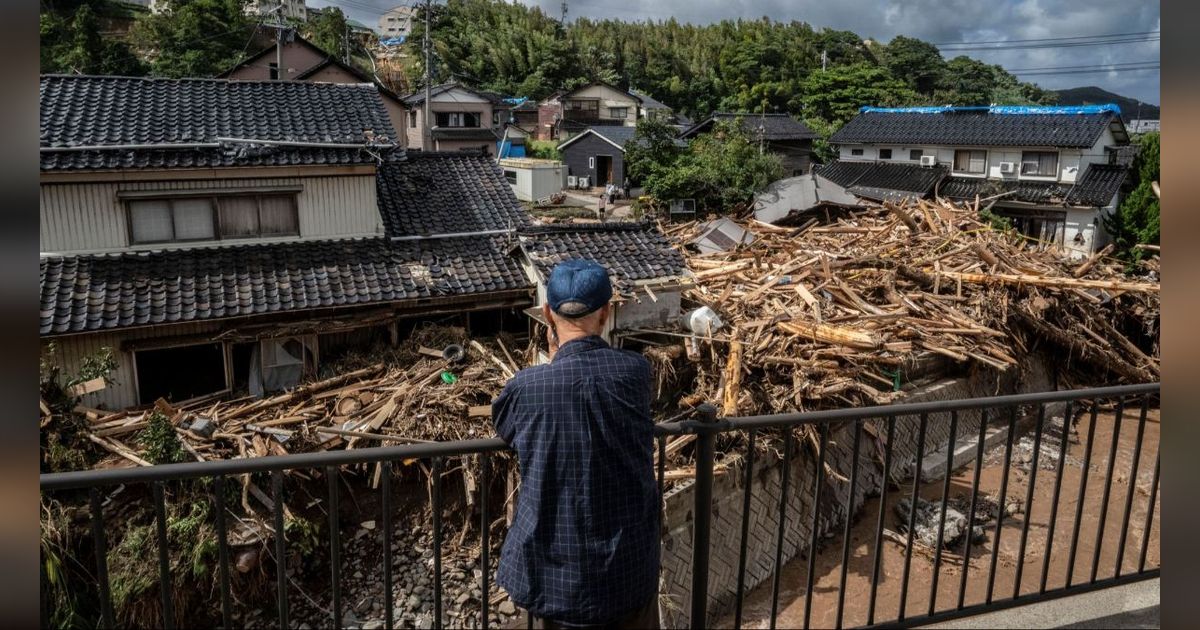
(567, 175, 577, 187)
(577, 176, 589, 189)
(919, 155, 937, 167)
(999, 162, 1016, 174)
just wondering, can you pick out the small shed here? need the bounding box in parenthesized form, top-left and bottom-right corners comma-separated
(515, 222, 691, 358)
(556, 126, 637, 190)
(499, 158, 567, 202)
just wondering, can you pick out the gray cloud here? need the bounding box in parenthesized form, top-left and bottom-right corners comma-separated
(312, 0, 1159, 106)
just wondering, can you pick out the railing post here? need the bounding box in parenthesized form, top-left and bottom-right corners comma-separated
(690, 403, 719, 630)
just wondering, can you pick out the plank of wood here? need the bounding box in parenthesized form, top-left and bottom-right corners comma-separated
(722, 328, 742, 416)
(87, 434, 152, 467)
(935, 270, 1158, 293)
(67, 377, 107, 397)
(777, 320, 881, 350)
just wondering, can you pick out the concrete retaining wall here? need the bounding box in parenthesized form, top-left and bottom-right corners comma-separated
(657, 354, 1057, 626)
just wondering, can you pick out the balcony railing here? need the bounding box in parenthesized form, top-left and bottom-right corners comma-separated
(40, 382, 1160, 629)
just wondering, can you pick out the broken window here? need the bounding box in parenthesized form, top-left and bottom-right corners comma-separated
(135, 343, 227, 405)
(249, 335, 317, 397)
(505, 170, 518, 185)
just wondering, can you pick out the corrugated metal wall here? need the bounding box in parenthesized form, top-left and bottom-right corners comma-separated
(40, 175, 383, 254)
(44, 322, 221, 410)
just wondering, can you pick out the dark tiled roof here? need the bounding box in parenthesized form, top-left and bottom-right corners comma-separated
(518, 223, 688, 294)
(681, 113, 818, 140)
(39, 236, 531, 335)
(938, 177, 1072, 205)
(939, 163, 1127, 207)
(558, 126, 685, 152)
(376, 153, 531, 237)
(630, 89, 670, 110)
(830, 109, 1117, 148)
(1067, 164, 1127, 206)
(816, 160, 946, 201)
(40, 75, 396, 171)
(402, 82, 494, 106)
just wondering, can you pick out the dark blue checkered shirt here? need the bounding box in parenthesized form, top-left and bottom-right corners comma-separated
(492, 335, 660, 625)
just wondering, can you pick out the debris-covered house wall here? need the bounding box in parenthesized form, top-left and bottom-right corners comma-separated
(826, 105, 1133, 258)
(39, 75, 535, 411)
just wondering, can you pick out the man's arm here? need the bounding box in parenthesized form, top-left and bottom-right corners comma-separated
(491, 378, 521, 444)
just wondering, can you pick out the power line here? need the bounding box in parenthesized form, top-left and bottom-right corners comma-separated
(930, 30, 1158, 46)
(1016, 66, 1159, 77)
(939, 36, 1158, 52)
(1005, 60, 1160, 72)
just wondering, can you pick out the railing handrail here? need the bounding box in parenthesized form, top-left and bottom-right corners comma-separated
(40, 382, 1159, 491)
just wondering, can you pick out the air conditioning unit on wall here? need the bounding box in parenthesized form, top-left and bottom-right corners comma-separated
(919, 155, 937, 167)
(999, 162, 1016, 174)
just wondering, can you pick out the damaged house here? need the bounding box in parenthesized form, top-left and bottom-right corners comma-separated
(824, 104, 1132, 258)
(514, 222, 691, 361)
(39, 75, 533, 410)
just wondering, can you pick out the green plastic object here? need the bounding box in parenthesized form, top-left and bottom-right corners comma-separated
(882, 368, 901, 392)
(440, 371, 458, 384)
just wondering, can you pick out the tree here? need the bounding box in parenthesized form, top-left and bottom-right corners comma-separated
(41, 0, 146, 75)
(624, 116, 684, 184)
(1104, 132, 1160, 260)
(304, 7, 350, 61)
(642, 119, 783, 212)
(882, 36, 945, 94)
(935, 56, 999, 105)
(793, 63, 917, 126)
(131, 0, 254, 78)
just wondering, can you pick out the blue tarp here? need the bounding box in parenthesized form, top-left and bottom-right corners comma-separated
(858, 104, 1122, 116)
(380, 36, 406, 47)
(497, 140, 526, 159)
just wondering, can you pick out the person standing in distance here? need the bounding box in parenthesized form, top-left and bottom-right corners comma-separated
(491, 259, 660, 629)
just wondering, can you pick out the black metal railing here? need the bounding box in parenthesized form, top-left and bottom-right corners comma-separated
(40, 383, 1160, 629)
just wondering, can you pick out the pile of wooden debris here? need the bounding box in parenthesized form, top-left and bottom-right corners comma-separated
(656, 197, 1160, 417)
(76, 326, 522, 474)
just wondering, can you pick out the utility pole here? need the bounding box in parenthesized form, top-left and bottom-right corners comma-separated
(821, 49, 827, 72)
(561, 0, 568, 24)
(344, 23, 350, 65)
(262, 2, 289, 80)
(423, 0, 433, 150)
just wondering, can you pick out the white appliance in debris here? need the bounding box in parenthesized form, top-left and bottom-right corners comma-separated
(919, 155, 937, 167)
(567, 175, 577, 188)
(577, 176, 589, 189)
(999, 162, 1016, 174)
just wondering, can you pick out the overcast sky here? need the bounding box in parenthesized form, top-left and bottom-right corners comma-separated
(314, 0, 1159, 107)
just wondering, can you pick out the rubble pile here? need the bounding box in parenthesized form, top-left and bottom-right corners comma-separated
(658, 197, 1159, 417)
(76, 326, 521, 470)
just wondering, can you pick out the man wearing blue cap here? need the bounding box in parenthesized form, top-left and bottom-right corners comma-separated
(492, 259, 660, 629)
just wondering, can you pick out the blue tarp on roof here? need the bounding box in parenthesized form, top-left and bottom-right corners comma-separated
(380, 36, 406, 46)
(858, 104, 1122, 116)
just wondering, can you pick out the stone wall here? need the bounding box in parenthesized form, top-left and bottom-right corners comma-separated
(657, 354, 1056, 626)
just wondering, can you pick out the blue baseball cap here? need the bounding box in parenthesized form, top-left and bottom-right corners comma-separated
(546, 259, 613, 318)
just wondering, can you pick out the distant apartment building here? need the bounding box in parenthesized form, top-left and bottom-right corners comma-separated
(243, 0, 308, 21)
(379, 5, 416, 39)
